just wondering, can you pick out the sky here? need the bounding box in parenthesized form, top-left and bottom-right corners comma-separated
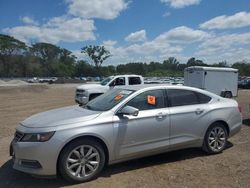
(1, 0, 250, 65)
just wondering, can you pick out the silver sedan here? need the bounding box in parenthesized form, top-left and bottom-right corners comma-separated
(10, 85, 242, 183)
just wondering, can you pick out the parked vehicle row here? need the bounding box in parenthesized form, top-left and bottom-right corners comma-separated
(75, 66, 240, 106)
(238, 78, 250, 89)
(10, 85, 242, 183)
(27, 77, 57, 84)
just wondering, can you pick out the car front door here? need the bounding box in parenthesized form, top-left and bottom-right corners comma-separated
(113, 89, 170, 159)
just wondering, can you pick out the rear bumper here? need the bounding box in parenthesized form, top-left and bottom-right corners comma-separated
(229, 122, 241, 137)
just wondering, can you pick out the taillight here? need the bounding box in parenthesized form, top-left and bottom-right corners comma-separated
(238, 106, 242, 113)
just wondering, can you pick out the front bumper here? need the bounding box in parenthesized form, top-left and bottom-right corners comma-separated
(10, 137, 60, 176)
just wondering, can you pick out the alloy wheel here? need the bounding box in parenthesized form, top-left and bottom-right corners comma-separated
(208, 127, 226, 152)
(66, 145, 100, 178)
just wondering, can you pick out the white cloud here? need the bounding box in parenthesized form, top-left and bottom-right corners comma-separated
(66, 0, 129, 19)
(195, 32, 250, 63)
(102, 40, 117, 46)
(199, 33, 250, 50)
(125, 30, 147, 42)
(4, 17, 95, 44)
(160, 0, 201, 8)
(200, 11, 250, 29)
(154, 26, 210, 43)
(20, 16, 38, 25)
(102, 26, 209, 64)
(3, 0, 130, 44)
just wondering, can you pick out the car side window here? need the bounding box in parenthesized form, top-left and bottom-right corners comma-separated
(196, 92, 211, 103)
(110, 77, 125, 86)
(167, 89, 211, 107)
(168, 89, 199, 107)
(129, 77, 141, 85)
(126, 89, 165, 111)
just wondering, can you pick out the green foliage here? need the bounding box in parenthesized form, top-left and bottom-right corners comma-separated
(81, 45, 111, 68)
(0, 34, 27, 77)
(30, 43, 76, 77)
(0, 34, 249, 78)
(232, 61, 250, 76)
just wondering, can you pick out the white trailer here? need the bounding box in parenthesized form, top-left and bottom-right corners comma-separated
(184, 66, 238, 98)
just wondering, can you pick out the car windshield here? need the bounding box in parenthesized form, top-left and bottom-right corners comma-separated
(85, 89, 134, 111)
(100, 76, 114, 86)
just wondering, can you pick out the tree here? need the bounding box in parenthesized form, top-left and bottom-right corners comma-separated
(212, 61, 228, 67)
(187, 57, 207, 67)
(31, 43, 76, 76)
(163, 57, 179, 71)
(0, 34, 27, 77)
(232, 61, 250, 76)
(81, 45, 111, 70)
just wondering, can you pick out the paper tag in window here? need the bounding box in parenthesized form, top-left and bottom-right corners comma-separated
(147, 95, 156, 105)
(114, 94, 124, 100)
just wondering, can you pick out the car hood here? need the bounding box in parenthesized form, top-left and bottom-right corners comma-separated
(77, 84, 108, 90)
(21, 105, 101, 128)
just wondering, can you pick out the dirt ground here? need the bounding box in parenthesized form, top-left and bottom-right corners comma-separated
(0, 84, 250, 188)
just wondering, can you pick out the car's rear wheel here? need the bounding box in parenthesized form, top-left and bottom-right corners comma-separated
(203, 123, 228, 154)
(224, 91, 232, 98)
(58, 139, 105, 183)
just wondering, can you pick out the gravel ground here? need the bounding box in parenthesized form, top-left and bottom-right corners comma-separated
(0, 84, 249, 188)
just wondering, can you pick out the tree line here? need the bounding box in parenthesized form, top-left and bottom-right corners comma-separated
(0, 34, 250, 78)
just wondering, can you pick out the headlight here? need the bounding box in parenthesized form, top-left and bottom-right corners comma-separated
(20, 131, 55, 142)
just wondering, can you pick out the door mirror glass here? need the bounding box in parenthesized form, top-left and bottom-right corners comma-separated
(118, 105, 139, 116)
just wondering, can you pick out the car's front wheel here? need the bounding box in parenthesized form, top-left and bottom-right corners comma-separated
(58, 139, 105, 183)
(203, 123, 228, 154)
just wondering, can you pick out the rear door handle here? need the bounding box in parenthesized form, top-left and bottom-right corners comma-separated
(156, 112, 167, 119)
(195, 108, 204, 115)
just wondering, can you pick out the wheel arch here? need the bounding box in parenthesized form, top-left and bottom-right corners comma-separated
(56, 134, 110, 174)
(206, 120, 230, 136)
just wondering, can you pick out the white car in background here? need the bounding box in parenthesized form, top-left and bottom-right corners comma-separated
(75, 75, 144, 105)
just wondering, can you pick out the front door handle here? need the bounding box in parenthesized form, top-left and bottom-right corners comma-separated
(195, 108, 204, 115)
(156, 112, 167, 119)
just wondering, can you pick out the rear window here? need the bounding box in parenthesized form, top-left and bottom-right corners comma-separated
(167, 89, 211, 107)
(129, 77, 141, 85)
(196, 92, 212, 104)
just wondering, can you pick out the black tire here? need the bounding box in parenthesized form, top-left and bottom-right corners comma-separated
(202, 123, 228, 154)
(224, 91, 232, 98)
(58, 138, 105, 183)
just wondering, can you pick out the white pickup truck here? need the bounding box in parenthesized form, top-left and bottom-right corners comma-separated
(75, 75, 144, 105)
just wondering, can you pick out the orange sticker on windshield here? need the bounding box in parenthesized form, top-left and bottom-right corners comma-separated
(147, 95, 156, 105)
(114, 94, 124, 100)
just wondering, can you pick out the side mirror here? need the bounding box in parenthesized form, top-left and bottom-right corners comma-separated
(118, 105, 139, 116)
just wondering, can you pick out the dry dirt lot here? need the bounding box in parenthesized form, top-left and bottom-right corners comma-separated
(0, 84, 250, 188)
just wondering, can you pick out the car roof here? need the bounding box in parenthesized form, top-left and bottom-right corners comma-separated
(113, 74, 142, 77)
(119, 84, 220, 98)
(120, 84, 201, 91)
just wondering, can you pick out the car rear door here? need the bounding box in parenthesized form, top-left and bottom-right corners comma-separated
(113, 89, 170, 159)
(167, 89, 211, 148)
